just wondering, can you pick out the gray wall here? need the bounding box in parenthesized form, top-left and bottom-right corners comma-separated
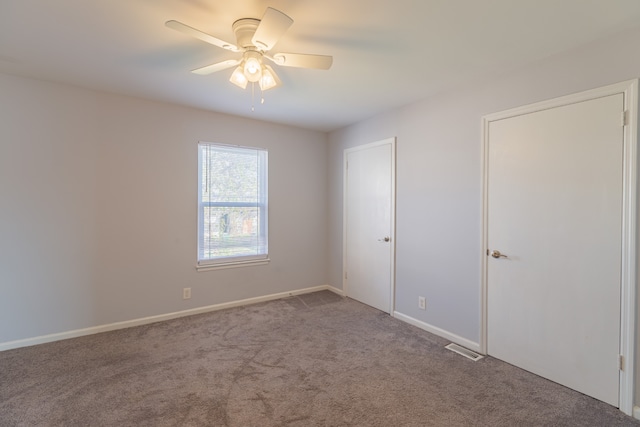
(0, 73, 328, 344)
(328, 26, 640, 348)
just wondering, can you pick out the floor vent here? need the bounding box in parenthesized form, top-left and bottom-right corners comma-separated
(445, 343, 483, 361)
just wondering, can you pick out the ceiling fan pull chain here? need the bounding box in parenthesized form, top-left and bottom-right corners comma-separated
(251, 83, 255, 112)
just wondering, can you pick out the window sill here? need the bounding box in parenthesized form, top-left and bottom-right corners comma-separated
(196, 258, 270, 272)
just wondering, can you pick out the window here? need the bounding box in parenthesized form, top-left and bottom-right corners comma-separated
(197, 142, 268, 270)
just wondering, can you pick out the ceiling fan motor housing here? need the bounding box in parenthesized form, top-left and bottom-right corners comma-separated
(232, 18, 261, 49)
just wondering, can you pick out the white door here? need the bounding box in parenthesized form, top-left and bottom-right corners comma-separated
(486, 94, 624, 406)
(344, 139, 395, 313)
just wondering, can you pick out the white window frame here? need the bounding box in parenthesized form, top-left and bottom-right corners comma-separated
(196, 142, 269, 271)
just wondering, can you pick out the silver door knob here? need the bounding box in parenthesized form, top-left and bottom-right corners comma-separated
(491, 250, 507, 259)
(378, 236, 390, 242)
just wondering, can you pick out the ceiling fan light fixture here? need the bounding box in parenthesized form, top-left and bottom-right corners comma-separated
(243, 51, 263, 83)
(229, 65, 248, 89)
(259, 65, 281, 91)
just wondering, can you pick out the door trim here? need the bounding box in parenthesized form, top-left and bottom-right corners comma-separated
(343, 137, 397, 314)
(480, 80, 638, 415)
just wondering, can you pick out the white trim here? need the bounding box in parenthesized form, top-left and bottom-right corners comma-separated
(198, 141, 268, 151)
(480, 113, 489, 356)
(326, 285, 346, 297)
(343, 137, 397, 315)
(0, 284, 344, 352)
(633, 406, 640, 420)
(480, 79, 638, 416)
(618, 79, 638, 416)
(394, 311, 482, 354)
(196, 258, 270, 271)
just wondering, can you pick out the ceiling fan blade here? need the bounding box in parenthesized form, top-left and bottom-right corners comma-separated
(191, 59, 241, 75)
(251, 8, 293, 51)
(166, 20, 239, 52)
(269, 53, 333, 70)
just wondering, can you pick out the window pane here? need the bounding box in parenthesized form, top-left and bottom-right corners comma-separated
(198, 143, 268, 264)
(201, 148, 259, 203)
(201, 206, 264, 258)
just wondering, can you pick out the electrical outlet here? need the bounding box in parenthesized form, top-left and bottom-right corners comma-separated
(183, 287, 191, 300)
(418, 296, 426, 310)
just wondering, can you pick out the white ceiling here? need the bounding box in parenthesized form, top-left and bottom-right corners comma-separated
(2, 0, 640, 131)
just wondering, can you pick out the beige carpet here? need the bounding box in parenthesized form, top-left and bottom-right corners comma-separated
(1, 291, 638, 426)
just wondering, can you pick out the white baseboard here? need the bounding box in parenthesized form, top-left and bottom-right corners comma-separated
(0, 284, 344, 352)
(393, 311, 482, 354)
(633, 405, 640, 420)
(326, 284, 345, 296)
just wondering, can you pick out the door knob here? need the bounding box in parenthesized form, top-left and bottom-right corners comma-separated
(378, 236, 390, 242)
(490, 250, 507, 259)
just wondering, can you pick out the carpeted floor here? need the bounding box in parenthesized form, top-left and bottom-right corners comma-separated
(1, 290, 639, 426)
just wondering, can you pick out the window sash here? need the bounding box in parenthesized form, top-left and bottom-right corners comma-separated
(197, 143, 268, 267)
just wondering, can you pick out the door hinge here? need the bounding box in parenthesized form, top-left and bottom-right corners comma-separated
(619, 354, 625, 371)
(621, 111, 628, 127)
(344, 271, 348, 280)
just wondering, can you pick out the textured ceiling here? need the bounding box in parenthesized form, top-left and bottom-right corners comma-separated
(2, 0, 640, 131)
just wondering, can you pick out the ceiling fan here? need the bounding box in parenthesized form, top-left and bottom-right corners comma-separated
(166, 7, 333, 92)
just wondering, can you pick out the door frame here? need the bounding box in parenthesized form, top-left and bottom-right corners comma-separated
(480, 80, 638, 415)
(343, 137, 397, 314)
